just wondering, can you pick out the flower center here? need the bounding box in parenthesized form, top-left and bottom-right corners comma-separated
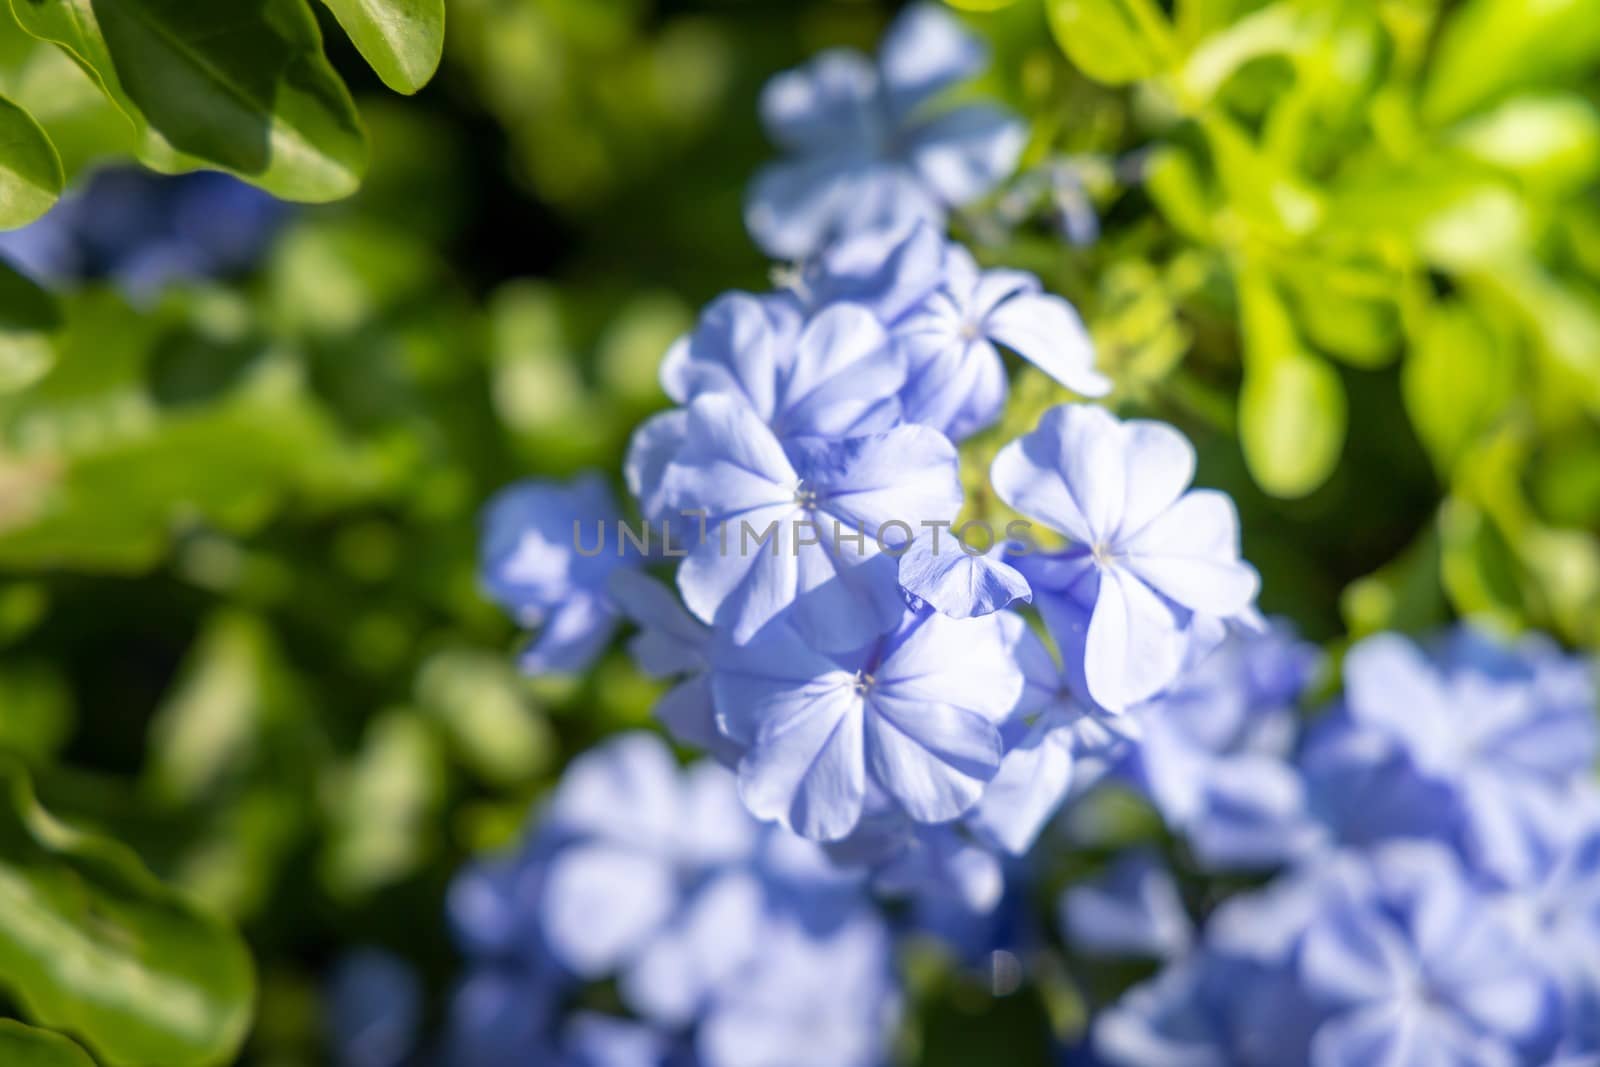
(1090, 540, 1117, 568)
(794, 481, 820, 511)
(958, 318, 983, 342)
(852, 670, 877, 696)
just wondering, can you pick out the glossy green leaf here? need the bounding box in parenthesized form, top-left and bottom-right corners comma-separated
(0, 90, 60, 228)
(9, 0, 366, 201)
(320, 0, 444, 95)
(0, 762, 255, 1066)
(1045, 0, 1172, 85)
(0, 1020, 95, 1067)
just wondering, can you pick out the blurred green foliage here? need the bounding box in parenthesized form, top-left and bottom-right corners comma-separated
(0, 0, 1598, 1063)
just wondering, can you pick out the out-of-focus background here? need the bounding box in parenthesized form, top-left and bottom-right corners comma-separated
(1, 0, 1598, 1063)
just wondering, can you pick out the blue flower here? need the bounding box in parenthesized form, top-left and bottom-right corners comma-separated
(660, 295, 905, 440)
(326, 949, 423, 1067)
(535, 734, 762, 1024)
(1123, 623, 1323, 869)
(746, 4, 1025, 258)
(1297, 842, 1561, 1066)
(898, 531, 1032, 619)
(607, 570, 739, 765)
(697, 911, 900, 1067)
(992, 404, 1260, 712)
(966, 616, 1130, 856)
(0, 168, 287, 299)
(1331, 631, 1597, 884)
(894, 243, 1109, 439)
(480, 473, 639, 675)
(1061, 851, 1193, 960)
(789, 223, 1111, 441)
(710, 606, 1023, 841)
(657, 394, 962, 650)
(446, 732, 899, 1063)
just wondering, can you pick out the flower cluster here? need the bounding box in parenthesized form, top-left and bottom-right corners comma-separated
(1073, 627, 1600, 1066)
(444, 733, 899, 1067)
(482, 5, 1261, 907)
(463, 5, 1599, 1065)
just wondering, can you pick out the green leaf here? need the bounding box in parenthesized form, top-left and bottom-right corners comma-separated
(320, 0, 444, 95)
(0, 90, 60, 228)
(0, 1020, 95, 1067)
(1401, 301, 1513, 474)
(0, 762, 255, 1066)
(9, 0, 366, 201)
(1237, 268, 1347, 497)
(1450, 93, 1600, 193)
(1044, 0, 1173, 86)
(0, 261, 59, 393)
(1423, 0, 1600, 125)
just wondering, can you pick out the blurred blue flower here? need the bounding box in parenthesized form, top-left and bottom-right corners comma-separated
(481, 473, 640, 675)
(326, 949, 423, 1067)
(1297, 842, 1561, 1066)
(697, 911, 900, 1067)
(1094, 842, 1567, 1067)
(746, 4, 1024, 258)
(1061, 851, 1193, 960)
(656, 394, 961, 650)
(1123, 622, 1323, 869)
(1310, 630, 1597, 885)
(0, 168, 287, 300)
(993, 404, 1261, 713)
(710, 606, 1023, 841)
(445, 733, 898, 1065)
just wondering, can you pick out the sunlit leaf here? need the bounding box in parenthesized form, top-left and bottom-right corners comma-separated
(0, 1020, 95, 1067)
(1237, 268, 1346, 497)
(320, 0, 445, 94)
(1423, 0, 1600, 125)
(0, 90, 61, 228)
(0, 762, 255, 1067)
(9, 0, 367, 201)
(1044, 0, 1172, 86)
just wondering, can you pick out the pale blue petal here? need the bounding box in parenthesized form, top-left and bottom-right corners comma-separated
(758, 49, 882, 155)
(738, 689, 867, 841)
(619, 872, 766, 1025)
(803, 221, 948, 323)
(546, 732, 683, 845)
(518, 596, 618, 675)
(609, 570, 706, 678)
(660, 290, 789, 418)
(1123, 490, 1259, 616)
(967, 711, 1076, 854)
(1061, 851, 1193, 959)
(898, 535, 1031, 618)
(1084, 566, 1190, 712)
(906, 104, 1025, 206)
(864, 691, 1002, 823)
(878, 3, 986, 121)
(624, 408, 689, 523)
(983, 290, 1110, 398)
(745, 156, 868, 260)
(775, 302, 903, 438)
(539, 844, 677, 977)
